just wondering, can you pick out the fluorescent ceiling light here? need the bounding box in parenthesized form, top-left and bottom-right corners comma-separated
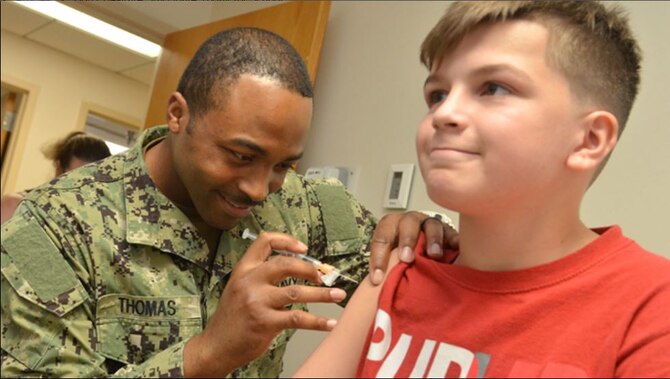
(14, 1, 161, 58)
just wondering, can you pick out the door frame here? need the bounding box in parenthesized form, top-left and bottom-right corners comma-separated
(1, 74, 39, 194)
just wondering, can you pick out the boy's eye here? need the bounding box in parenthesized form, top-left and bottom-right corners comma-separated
(427, 90, 448, 106)
(481, 82, 511, 96)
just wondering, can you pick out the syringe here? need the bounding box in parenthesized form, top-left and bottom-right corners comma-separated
(241, 228, 358, 287)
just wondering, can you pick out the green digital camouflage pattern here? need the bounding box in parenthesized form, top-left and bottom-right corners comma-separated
(1, 126, 376, 378)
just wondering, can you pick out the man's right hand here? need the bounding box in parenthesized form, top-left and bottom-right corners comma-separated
(183, 231, 346, 378)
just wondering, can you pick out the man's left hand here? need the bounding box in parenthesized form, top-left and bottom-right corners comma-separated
(368, 211, 459, 285)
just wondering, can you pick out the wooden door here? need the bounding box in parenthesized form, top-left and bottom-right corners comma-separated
(144, 1, 331, 128)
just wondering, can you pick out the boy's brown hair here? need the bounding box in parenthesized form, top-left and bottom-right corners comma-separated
(420, 1, 641, 140)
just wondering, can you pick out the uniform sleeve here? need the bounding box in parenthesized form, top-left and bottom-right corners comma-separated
(1, 203, 186, 378)
(302, 177, 378, 299)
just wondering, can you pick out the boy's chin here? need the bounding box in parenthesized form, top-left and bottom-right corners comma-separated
(426, 184, 483, 214)
(426, 185, 459, 210)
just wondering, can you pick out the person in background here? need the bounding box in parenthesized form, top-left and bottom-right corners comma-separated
(295, 1, 670, 377)
(0, 131, 111, 224)
(1, 27, 457, 377)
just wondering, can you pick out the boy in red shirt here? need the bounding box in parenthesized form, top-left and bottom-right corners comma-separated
(295, 1, 669, 377)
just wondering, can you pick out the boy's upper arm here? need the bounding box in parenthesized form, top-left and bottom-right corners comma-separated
(294, 253, 401, 378)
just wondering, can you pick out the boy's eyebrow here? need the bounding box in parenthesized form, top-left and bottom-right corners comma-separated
(423, 63, 532, 88)
(471, 63, 532, 82)
(424, 74, 443, 88)
(230, 137, 303, 161)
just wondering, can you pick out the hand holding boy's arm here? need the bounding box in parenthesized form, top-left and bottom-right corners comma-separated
(183, 231, 346, 378)
(369, 211, 458, 284)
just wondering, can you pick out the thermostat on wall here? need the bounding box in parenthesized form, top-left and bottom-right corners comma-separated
(383, 164, 414, 209)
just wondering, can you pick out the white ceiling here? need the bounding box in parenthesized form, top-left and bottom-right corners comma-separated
(1, 1, 278, 86)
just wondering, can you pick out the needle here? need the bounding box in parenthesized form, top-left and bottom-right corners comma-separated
(242, 228, 359, 286)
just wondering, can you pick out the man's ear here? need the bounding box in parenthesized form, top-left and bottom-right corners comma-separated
(166, 92, 190, 133)
(566, 111, 618, 172)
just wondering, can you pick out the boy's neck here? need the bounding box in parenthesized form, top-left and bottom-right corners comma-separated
(455, 208, 598, 271)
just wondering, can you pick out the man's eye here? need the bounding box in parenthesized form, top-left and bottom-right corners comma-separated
(427, 90, 448, 106)
(481, 82, 511, 96)
(230, 150, 252, 162)
(276, 162, 294, 171)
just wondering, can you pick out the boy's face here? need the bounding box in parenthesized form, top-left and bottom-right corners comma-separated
(417, 20, 586, 214)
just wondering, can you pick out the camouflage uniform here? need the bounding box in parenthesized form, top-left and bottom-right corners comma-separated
(1, 126, 376, 377)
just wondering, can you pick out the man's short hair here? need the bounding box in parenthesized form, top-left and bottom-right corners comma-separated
(177, 27, 313, 120)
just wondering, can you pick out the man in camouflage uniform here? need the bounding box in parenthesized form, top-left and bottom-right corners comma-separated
(1, 28, 453, 377)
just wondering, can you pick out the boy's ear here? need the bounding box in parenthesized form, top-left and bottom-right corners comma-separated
(166, 92, 190, 134)
(566, 111, 618, 172)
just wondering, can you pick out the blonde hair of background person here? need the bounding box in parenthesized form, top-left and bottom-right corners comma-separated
(295, 1, 669, 377)
(0, 131, 111, 224)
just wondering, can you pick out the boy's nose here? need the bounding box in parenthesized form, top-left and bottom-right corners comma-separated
(432, 89, 468, 130)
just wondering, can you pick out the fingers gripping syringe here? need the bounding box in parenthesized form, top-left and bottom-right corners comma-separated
(242, 228, 358, 287)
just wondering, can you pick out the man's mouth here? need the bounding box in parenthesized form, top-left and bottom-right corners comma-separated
(217, 192, 255, 217)
(225, 197, 250, 209)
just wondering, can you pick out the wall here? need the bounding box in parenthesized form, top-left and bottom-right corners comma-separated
(0, 30, 150, 193)
(284, 1, 670, 375)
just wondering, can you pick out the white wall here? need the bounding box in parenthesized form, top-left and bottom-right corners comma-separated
(1, 30, 150, 193)
(284, 1, 670, 376)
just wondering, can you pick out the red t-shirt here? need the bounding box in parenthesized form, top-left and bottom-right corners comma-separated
(357, 226, 670, 377)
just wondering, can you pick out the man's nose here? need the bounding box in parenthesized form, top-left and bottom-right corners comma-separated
(238, 169, 283, 203)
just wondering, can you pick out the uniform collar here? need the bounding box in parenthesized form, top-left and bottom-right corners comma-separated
(122, 126, 212, 271)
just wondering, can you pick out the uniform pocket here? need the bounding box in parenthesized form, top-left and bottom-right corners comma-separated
(95, 294, 202, 364)
(313, 182, 364, 257)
